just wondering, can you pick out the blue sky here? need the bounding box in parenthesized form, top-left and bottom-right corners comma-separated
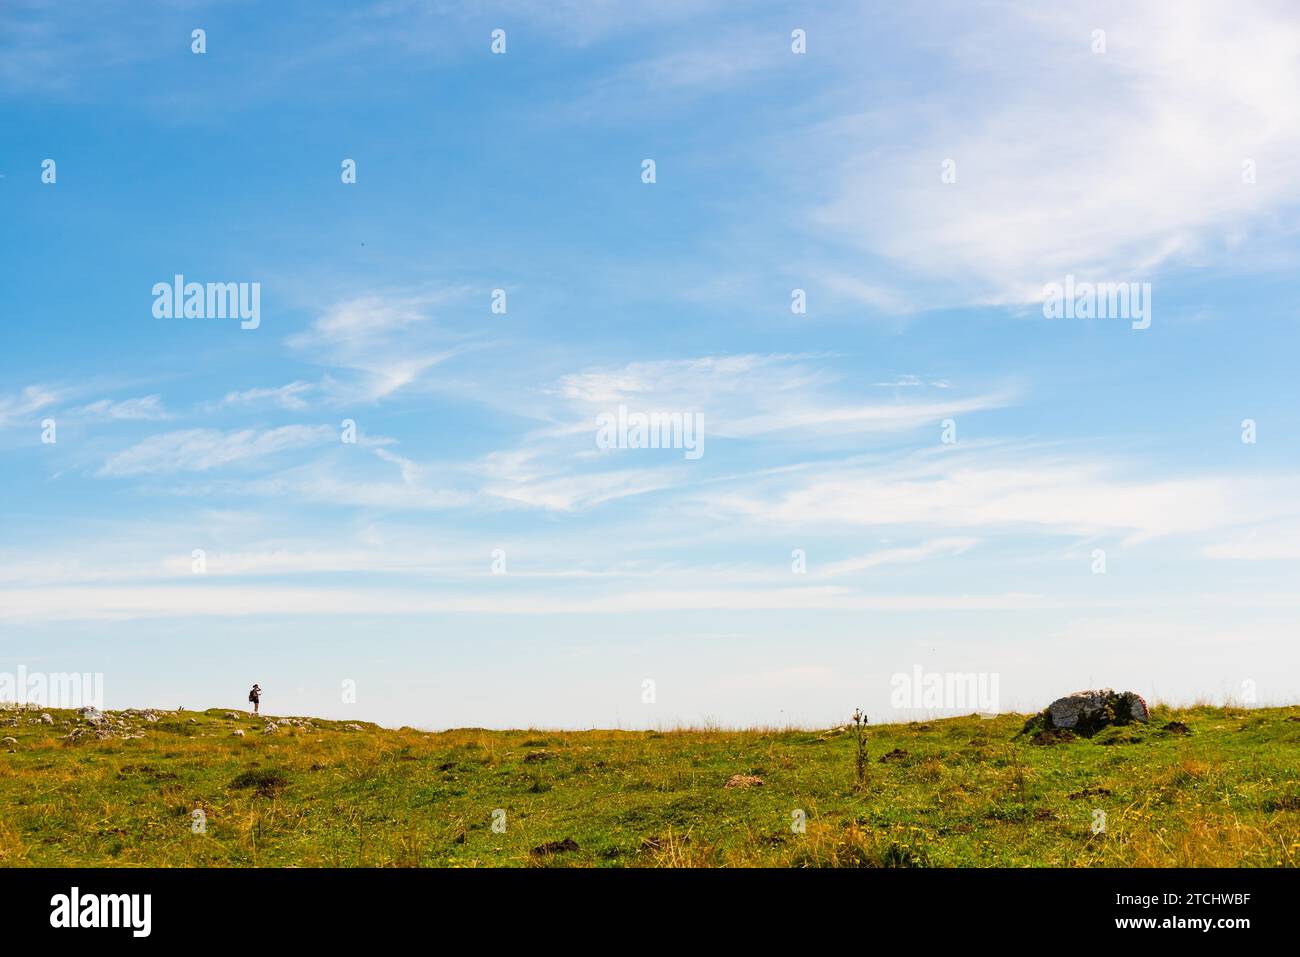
(3, 0, 1299, 729)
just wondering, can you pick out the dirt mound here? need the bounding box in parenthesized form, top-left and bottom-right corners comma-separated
(530, 838, 579, 856)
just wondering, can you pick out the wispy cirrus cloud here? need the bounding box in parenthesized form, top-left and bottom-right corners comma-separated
(0, 583, 1068, 623)
(484, 465, 683, 512)
(214, 381, 314, 412)
(0, 384, 64, 427)
(706, 446, 1300, 544)
(75, 394, 170, 420)
(1202, 523, 1300, 561)
(814, 537, 980, 578)
(805, 1, 1300, 306)
(287, 291, 481, 402)
(98, 425, 335, 477)
(552, 354, 1005, 439)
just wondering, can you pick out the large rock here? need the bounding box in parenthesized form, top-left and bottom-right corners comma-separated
(1023, 689, 1149, 737)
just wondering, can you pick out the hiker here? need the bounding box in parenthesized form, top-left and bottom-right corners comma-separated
(248, 683, 262, 715)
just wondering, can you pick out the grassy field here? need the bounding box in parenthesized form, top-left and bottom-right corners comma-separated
(2, 704, 1297, 867)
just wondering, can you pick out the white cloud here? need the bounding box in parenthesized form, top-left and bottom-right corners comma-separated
(76, 394, 169, 420)
(809, 1, 1300, 305)
(707, 448, 1300, 543)
(557, 24, 790, 119)
(242, 472, 475, 511)
(0, 384, 63, 427)
(556, 354, 823, 405)
(725, 391, 1012, 438)
(287, 292, 477, 402)
(217, 381, 314, 411)
(373, 447, 422, 485)
(99, 425, 334, 477)
(816, 538, 979, 578)
(486, 466, 682, 512)
(1202, 524, 1300, 560)
(553, 354, 1004, 439)
(0, 583, 1066, 623)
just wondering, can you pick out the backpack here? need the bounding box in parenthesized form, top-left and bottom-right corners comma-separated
(248, 689, 257, 702)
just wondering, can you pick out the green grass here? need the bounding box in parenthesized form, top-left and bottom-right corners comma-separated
(2, 704, 1297, 867)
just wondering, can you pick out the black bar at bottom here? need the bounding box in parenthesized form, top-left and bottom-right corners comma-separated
(0, 867, 1287, 942)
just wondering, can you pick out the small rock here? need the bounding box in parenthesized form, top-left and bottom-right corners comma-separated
(879, 748, 909, 763)
(144, 714, 158, 722)
(1162, 721, 1191, 735)
(724, 774, 764, 789)
(232, 729, 245, 737)
(40, 713, 53, 725)
(225, 712, 240, 720)
(1, 736, 16, 749)
(262, 722, 278, 734)
(188, 718, 198, 724)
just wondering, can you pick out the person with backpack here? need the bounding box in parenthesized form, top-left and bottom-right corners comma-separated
(248, 683, 262, 715)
